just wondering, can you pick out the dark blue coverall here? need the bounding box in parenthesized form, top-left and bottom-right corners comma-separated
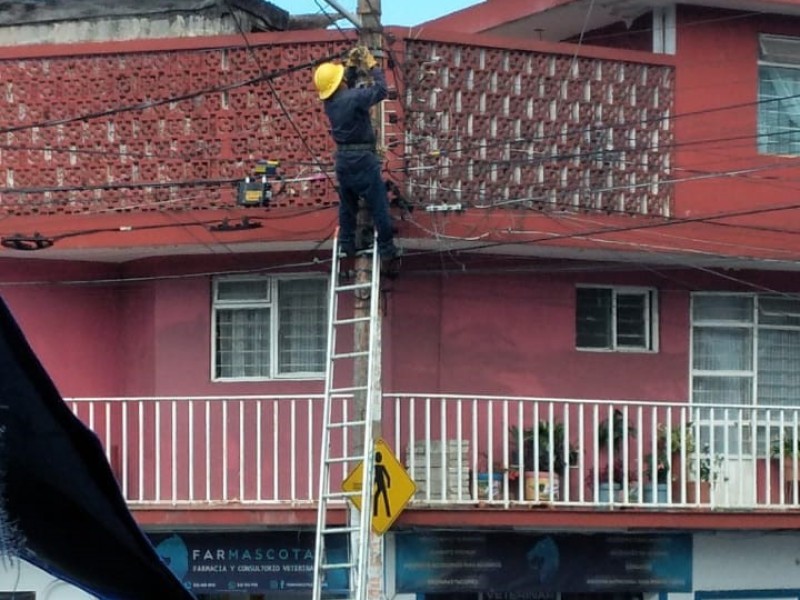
(322, 66, 398, 258)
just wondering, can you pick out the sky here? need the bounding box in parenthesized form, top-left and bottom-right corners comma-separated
(271, 0, 481, 27)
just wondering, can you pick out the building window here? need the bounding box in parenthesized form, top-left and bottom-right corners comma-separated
(758, 34, 800, 155)
(575, 286, 658, 351)
(212, 276, 327, 380)
(691, 293, 800, 453)
(692, 293, 800, 407)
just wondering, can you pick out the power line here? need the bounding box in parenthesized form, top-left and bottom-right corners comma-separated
(3, 36, 799, 179)
(226, 1, 341, 190)
(0, 23, 793, 161)
(5, 121, 800, 218)
(398, 194, 800, 264)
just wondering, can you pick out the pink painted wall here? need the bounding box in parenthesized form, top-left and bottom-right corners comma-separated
(119, 281, 157, 396)
(0, 259, 124, 397)
(387, 269, 689, 401)
(0, 254, 692, 402)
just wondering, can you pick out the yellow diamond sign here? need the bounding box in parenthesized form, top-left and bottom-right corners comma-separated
(341, 438, 416, 535)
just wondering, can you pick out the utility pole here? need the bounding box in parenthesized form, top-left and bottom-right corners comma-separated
(354, 2, 383, 599)
(354, 0, 383, 439)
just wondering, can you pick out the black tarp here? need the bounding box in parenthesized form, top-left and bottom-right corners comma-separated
(0, 298, 195, 600)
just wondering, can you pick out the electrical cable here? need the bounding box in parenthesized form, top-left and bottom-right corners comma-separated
(4, 41, 800, 180)
(5, 124, 800, 227)
(226, 0, 343, 195)
(0, 19, 796, 158)
(0, 48, 347, 136)
(0, 4, 790, 161)
(388, 192, 800, 270)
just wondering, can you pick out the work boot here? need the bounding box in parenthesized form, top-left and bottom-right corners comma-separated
(380, 245, 402, 280)
(338, 243, 356, 259)
(379, 244, 403, 260)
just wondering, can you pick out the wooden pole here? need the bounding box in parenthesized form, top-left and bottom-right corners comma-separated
(355, 3, 384, 599)
(354, 0, 383, 447)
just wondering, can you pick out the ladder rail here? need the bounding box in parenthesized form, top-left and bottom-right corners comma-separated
(312, 232, 344, 600)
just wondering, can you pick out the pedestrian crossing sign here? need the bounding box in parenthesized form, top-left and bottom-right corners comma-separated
(341, 438, 416, 535)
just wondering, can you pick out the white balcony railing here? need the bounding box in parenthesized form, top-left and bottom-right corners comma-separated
(66, 394, 800, 510)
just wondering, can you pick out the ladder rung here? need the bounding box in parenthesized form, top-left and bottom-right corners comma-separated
(327, 419, 367, 429)
(324, 490, 361, 501)
(332, 350, 369, 359)
(322, 525, 360, 535)
(335, 282, 372, 293)
(326, 455, 361, 464)
(329, 385, 369, 394)
(322, 561, 355, 571)
(333, 316, 371, 325)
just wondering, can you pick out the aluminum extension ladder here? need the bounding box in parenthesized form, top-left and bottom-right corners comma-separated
(312, 231, 382, 600)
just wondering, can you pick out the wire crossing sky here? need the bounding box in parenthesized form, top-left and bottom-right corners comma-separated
(271, 0, 480, 27)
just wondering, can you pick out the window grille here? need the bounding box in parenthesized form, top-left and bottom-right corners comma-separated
(691, 293, 800, 454)
(212, 276, 327, 380)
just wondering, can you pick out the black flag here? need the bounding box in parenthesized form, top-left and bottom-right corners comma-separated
(0, 298, 195, 599)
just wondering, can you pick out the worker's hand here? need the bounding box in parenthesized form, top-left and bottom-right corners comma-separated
(346, 46, 363, 68)
(362, 48, 378, 69)
(347, 45, 378, 70)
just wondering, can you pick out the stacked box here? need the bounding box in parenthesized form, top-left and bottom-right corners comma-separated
(405, 440, 470, 501)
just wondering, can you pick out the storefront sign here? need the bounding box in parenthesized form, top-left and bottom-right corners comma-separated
(395, 532, 691, 594)
(150, 531, 348, 596)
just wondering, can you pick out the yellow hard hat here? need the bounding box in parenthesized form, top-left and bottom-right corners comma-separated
(313, 62, 345, 100)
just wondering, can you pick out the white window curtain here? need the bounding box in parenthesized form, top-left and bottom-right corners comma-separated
(692, 294, 800, 453)
(278, 279, 327, 374)
(216, 308, 271, 378)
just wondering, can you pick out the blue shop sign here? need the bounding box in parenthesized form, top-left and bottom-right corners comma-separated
(149, 531, 348, 596)
(396, 532, 692, 595)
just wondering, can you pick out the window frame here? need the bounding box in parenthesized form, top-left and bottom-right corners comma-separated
(757, 33, 800, 156)
(575, 285, 659, 353)
(211, 274, 328, 382)
(690, 292, 800, 456)
(691, 292, 800, 407)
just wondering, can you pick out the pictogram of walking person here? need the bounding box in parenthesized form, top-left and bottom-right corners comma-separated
(373, 451, 391, 518)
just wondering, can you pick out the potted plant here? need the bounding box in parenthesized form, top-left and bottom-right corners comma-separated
(595, 408, 637, 502)
(670, 421, 695, 483)
(670, 421, 697, 501)
(771, 427, 799, 500)
(771, 428, 799, 480)
(644, 424, 671, 503)
(509, 420, 577, 501)
(691, 447, 726, 503)
(670, 423, 726, 504)
(473, 451, 506, 501)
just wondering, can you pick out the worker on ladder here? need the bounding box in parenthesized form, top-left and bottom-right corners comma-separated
(313, 46, 401, 261)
